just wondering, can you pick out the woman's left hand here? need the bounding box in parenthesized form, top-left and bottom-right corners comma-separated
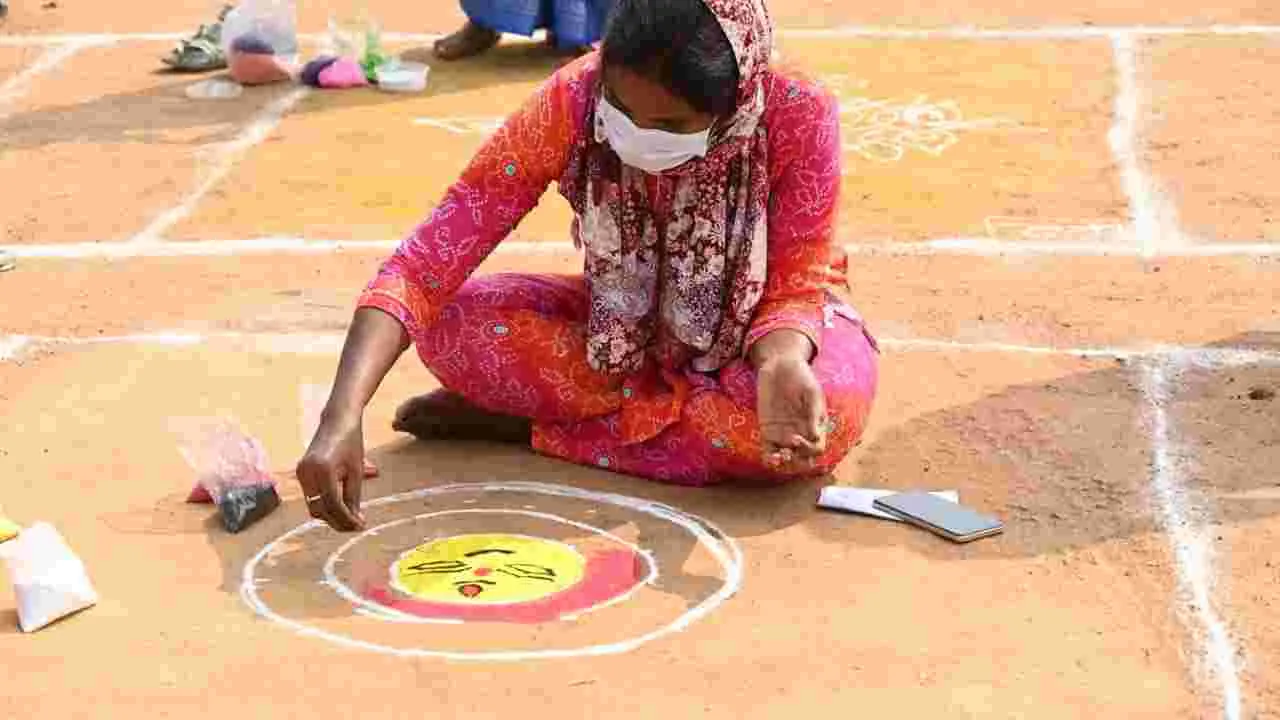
(756, 354, 828, 469)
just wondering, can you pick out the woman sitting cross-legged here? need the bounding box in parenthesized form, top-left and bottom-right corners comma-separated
(297, 0, 880, 532)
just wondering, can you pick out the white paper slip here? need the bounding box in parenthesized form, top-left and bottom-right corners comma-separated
(817, 486, 960, 522)
(0, 522, 98, 632)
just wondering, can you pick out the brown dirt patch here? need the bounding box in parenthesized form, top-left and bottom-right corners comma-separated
(176, 38, 1130, 244)
(778, 38, 1124, 241)
(3, 252, 1279, 352)
(1144, 36, 1280, 244)
(171, 40, 576, 242)
(849, 253, 1280, 349)
(3, 252, 1279, 351)
(0, 42, 301, 243)
(0, 340, 1201, 718)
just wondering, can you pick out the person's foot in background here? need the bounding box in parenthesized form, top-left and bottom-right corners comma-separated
(433, 20, 501, 60)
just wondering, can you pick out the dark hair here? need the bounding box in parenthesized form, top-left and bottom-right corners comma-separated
(601, 0, 739, 117)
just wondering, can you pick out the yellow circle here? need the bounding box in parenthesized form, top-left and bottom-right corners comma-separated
(392, 533, 586, 605)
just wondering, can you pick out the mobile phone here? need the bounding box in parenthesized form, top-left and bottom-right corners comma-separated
(872, 491, 1003, 543)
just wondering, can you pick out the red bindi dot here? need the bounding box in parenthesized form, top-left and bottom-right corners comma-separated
(473, 567, 492, 577)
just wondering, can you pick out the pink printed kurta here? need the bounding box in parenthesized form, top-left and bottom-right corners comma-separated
(358, 55, 879, 486)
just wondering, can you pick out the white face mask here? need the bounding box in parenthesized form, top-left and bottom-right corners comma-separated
(595, 95, 711, 174)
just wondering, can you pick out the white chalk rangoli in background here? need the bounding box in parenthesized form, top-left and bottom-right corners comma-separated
(821, 75, 1033, 166)
(841, 96, 1014, 162)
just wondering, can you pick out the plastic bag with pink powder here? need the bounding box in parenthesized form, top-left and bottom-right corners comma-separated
(220, 0, 299, 84)
(171, 417, 280, 533)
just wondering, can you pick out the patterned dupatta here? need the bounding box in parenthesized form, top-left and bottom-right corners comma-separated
(565, 0, 775, 375)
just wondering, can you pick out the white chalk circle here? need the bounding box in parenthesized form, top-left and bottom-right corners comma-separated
(241, 481, 744, 660)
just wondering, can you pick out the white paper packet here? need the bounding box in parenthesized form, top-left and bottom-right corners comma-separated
(817, 486, 960, 521)
(0, 522, 98, 632)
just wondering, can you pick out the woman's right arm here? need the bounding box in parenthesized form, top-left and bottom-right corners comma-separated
(323, 307, 410, 423)
(297, 307, 408, 531)
(297, 57, 587, 531)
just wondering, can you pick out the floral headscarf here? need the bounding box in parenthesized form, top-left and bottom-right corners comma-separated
(567, 0, 775, 375)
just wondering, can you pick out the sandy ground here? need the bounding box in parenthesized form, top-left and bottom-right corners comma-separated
(2, 0, 1280, 718)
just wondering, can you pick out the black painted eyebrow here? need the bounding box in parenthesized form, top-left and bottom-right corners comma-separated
(463, 549, 516, 557)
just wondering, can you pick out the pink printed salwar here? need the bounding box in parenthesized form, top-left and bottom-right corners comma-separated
(357, 53, 879, 487)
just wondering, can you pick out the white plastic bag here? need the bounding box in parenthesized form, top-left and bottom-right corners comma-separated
(221, 0, 299, 60)
(0, 522, 98, 633)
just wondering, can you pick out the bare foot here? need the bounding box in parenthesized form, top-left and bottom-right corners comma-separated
(392, 389, 532, 443)
(433, 21, 501, 60)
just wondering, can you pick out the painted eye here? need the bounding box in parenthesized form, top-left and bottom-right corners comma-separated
(496, 563, 557, 581)
(403, 560, 470, 575)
